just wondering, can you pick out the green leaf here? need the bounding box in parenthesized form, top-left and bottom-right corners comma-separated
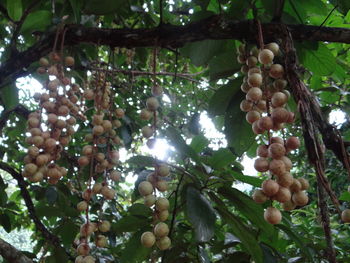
(186, 185, 216, 242)
(128, 203, 152, 217)
(209, 192, 263, 263)
(166, 126, 200, 164)
(217, 187, 275, 240)
(0, 213, 11, 232)
(0, 84, 18, 110)
(224, 91, 255, 156)
(207, 148, 236, 169)
(209, 52, 241, 81)
(181, 40, 226, 66)
(113, 215, 151, 234)
(339, 191, 350, 201)
(57, 220, 79, 247)
(329, 0, 350, 14)
(208, 77, 243, 116)
(232, 172, 263, 187)
(7, 0, 22, 21)
(190, 135, 209, 153)
(298, 42, 336, 76)
(227, 0, 250, 19)
(128, 156, 155, 167)
(120, 230, 152, 263)
(20, 10, 52, 33)
(45, 186, 58, 205)
(277, 224, 314, 261)
(46, 247, 69, 263)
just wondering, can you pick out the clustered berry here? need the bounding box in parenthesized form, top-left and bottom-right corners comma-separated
(237, 42, 309, 224)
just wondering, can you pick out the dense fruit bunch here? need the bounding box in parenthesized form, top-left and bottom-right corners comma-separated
(23, 53, 81, 184)
(237, 42, 309, 224)
(74, 70, 124, 262)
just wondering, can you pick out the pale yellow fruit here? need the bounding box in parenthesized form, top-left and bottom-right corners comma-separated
(138, 181, 154, 196)
(141, 231, 156, 248)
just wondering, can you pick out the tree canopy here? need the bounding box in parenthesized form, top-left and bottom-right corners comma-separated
(0, 0, 350, 262)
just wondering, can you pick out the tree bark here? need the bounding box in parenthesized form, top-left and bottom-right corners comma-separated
(0, 238, 33, 263)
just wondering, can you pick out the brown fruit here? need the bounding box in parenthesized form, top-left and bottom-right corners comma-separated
(99, 220, 111, 232)
(156, 236, 171, 250)
(264, 207, 282, 224)
(257, 145, 268, 158)
(292, 191, 308, 206)
(138, 181, 154, 196)
(298, 178, 309, 190)
(77, 243, 90, 256)
(269, 159, 286, 176)
(95, 235, 107, 247)
(144, 194, 156, 207)
(286, 137, 300, 150)
(254, 157, 269, 172)
(246, 110, 261, 124)
(268, 143, 286, 159)
(256, 100, 267, 111)
(141, 126, 154, 138)
(258, 49, 274, 64)
(271, 92, 288, 107)
(289, 179, 302, 192)
(269, 64, 284, 79)
(102, 120, 112, 131)
(270, 137, 284, 145)
(276, 173, 294, 188)
(92, 125, 104, 136)
(252, 120, 264, 134)
(24, 163, 38, 175)
(258, 116, 273, 131)
(115, 108, 125, 118)
(248, 74, 262, 88)
(77, 201, 88, 212)
(240, 100, 253, 112)
(265, 42, 280, 56)
(246, 56, 258, 67)
(152, 85, 163, 96)
(262, 179, 279, 197)
(156, 180, 168, 192)
(82, 189, 93, 201)
(146, 97, 160, 111)
(158, 165, 170, 177)
(140, 109, 152, 120)
(252, 189, 268, 204)
(271, 107, 289, 123)
(280, 156, 292, 171)
(80, 222, 95, 237)
(248, 67, 261, 76)
(274, 187, 291, 203)
(341, 209, 350, 223)
(141, 231, 156, 248)
(65, 56, 75, 66)
(154, 222, 169, 237)
(158, 210, 169, 221)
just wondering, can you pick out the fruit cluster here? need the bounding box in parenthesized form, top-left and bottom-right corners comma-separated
(23, 53, 80, 184)
(139, 164, 172, 250)
(237, 42, 309, 224)
(75, 70, 124, 262)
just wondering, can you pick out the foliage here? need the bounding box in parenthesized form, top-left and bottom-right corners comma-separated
(0, 0, 349, 263)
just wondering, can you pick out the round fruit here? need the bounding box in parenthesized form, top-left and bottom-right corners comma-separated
(269, 64, 284, 79)
(95, 235, 107, 247)
(280, 156, 292, 171)
(144, 194, 156, 207)
(77, 243, 90, 256)
(152, 85, 163, 96)
(75, 256, 84, 263)
(271, 92, 288, 107)
(268, 143, 286, 159)
(240, 82, 251, 93)
(140, 109, 152, 120)
(92, 125, 104, 136)
(271, 137, 284, 145)
(262, 179, 279, 197)
(83, 256, 95, 263)
(269, 159, 286, 176)
(246, 56, 258, 67)
(102, 120, 112, 131)
(146, 97, 159, 111)
(141, 126, 154, 138)
(289, 179, 302, 192)
(138, 181, 154, 196)
(254, 157, 269, 172)
(101, 186, 115, 200)
(156, 180, 168, 192)
(80, 222, 95, 237)
(252, 120, 264, 134)
(277, 173, 293, 188)
(264, 207, 282, 224)
(256, 100, 267, 111)
(240, 100, 253, 112)
(248, 74, 262, 88)
(257, 145, 268, 158)
(158, 165, 170, 177)
(258, 49, 274, 64)
(298, 178, 309, 190)
(292, 191, 308, 206)
(141, 231, 156, 248)
(341, 209, 350, 223)
(252, 189, 268, 204)
(274, 187, 291, 203)
(286, 137, 300, 150)
(258, 116, 273, 130)
(99, 220, 111, 232)
(24, 163, 38, 175)
(82, 189, 93, 201)
(246, 110, 261, 124)
(155, 197, 169, 211)
(248, 67, 261, 76)
(156, 236, 171, 250)
(65, 56, 75, 66)
(115, 108, 125, 118)
(158, 210, 169, 221)
(39, 57, 50, 67)
(271, 107, 289, 123)
(154, 222, 169, 237)
(265, 42, 279, 55)
(77, 201, 88, 212)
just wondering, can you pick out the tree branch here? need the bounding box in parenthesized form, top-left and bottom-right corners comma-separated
(0, 162, 69, 255)
(0, 238, 33, 263)
(1, 16, 350, 88)
(282, 25, 338, 263)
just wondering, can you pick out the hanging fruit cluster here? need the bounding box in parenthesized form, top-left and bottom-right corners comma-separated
(237, 42, 309, 224)
(23, 52, 81, 184)
(75, 69, 124, 262)
(138, 51, 172, 251)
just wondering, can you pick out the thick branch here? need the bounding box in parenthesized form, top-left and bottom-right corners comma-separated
(282, 25, 338, 263)
(0, 162, 61, 248)
(0, 238, 32, 263)
(1, 16, 350, 88)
